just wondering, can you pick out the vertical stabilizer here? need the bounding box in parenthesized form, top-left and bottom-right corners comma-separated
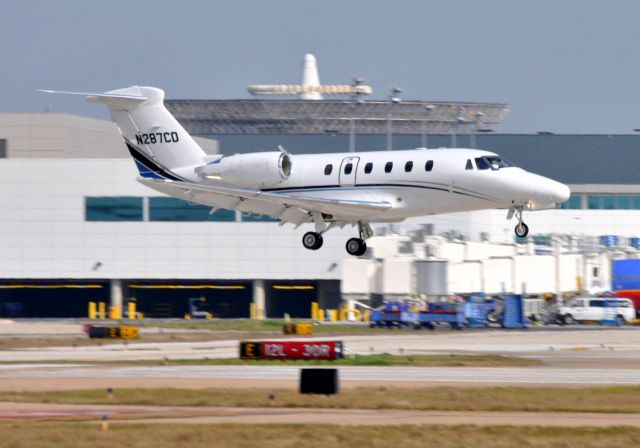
(300, 53, 322, 100)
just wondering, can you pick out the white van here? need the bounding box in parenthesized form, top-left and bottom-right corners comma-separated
(558, 297, 635, 325)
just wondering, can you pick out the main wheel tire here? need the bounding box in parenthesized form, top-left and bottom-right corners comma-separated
(617, 315, 626, 326)
(302, 232, 323, 250)
(514, 222, 529, 238)
(346, 238, 366, 256)
(563, 314, 576, 325)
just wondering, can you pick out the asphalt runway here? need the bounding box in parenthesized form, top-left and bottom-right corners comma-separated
(3, 364, 640, 385)
(3, 326, 640, 367)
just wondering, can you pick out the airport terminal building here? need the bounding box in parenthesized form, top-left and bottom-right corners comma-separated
(0, 99, 639, 318)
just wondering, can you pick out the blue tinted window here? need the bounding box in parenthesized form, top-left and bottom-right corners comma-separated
(633, 196, 640, 210)
(241, 213, 278, 222)
(86, 197, 143, 221)
(561, 195, 582, 210)
(587, 195, 602, 209)
(149, 197, 235, 221)
(603, 196, 616, 209)
(618, 196, 631, 210)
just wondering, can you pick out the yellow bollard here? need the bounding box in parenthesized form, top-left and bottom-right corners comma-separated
(311, 302, 319, 320)
(98, 302, 106, 320)
(329, 309, 338, 322)
(88, 302, 96, 320)
(108, 305, 122, 320)
(363, 310, 371, 323)
(250, 302, 256, 320)
(127, 302, 136, 320)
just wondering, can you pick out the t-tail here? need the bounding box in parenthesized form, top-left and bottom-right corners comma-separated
(39, 86, 205, 182)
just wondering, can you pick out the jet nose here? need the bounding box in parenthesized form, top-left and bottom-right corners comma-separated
(552, 181, 571, 204)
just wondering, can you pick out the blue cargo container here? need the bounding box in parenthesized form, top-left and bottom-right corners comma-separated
(612, 259, 640, 291)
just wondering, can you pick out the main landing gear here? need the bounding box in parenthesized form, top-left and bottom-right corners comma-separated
(509, 205, 529, 238)
(345, 237, 366, 256)
(301, 221, 373, 256)
(345, 222, 373, 256)
(302, 231, 323, 250)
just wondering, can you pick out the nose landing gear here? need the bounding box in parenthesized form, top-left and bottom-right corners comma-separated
(509, 206, 529, 238)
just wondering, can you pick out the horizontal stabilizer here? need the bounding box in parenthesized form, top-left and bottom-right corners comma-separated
(37, 89, 148, 107)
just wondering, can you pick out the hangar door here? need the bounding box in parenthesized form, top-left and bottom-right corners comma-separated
(128, 282, 252, 318)
(0, 282, 109, 318)
(266, 281, 318, 318)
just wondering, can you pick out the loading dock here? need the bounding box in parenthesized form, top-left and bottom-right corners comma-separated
(127, 282, 252, 318)
(266, 281, 318, 318)
(0, 281, 109, 317)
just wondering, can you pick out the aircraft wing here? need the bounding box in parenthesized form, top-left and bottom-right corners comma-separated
(139, 178, 392, 224)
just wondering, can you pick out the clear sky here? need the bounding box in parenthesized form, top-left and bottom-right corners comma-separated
(1, 0, 639, 133)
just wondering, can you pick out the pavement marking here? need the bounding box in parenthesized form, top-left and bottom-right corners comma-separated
(3, 365, 640, 385)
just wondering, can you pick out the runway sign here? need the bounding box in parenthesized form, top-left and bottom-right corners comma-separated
(240, 341, 343, 361)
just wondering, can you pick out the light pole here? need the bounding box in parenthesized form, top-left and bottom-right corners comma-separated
(422, 104, 435, 148)
(349, 77, 367, 153)
(386, 86, 402, 151)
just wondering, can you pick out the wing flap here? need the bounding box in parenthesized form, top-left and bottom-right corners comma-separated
(140, 178, 392, 220)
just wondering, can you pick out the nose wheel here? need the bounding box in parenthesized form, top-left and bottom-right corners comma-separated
(510, 206, 529, 238)
(302, 231, 323, 250)
(514, 222, 529, 238)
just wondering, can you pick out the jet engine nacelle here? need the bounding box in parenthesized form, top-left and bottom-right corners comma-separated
(195, 151, 292, 188)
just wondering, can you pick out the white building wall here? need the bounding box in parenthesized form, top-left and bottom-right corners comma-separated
(402, 209, 640, 243)
(514, 255, 555, 294)
(483, 258, 513, 294)
(0, 159, 349, 280)
(382, 258, 415, 295)
(341, 259, 382, 295)
(448, 261, 483, 293)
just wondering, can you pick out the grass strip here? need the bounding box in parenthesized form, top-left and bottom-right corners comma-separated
(3, 385, 640, 413)
(0, 423, 638, 448)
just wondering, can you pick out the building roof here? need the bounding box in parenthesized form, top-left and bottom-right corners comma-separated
(165, 99, 509, 134)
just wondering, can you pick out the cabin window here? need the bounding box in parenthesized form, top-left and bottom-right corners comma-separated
(364, 162, 373, 174)
(385, 162, 393, 173)
(465, 159, 473, 170)
(344, 163, 353, 175)
(324, 164, 333, 175)
(475, 157, 490, 170)
(404, 161, 413, 172)
(425, 160, 434, 171)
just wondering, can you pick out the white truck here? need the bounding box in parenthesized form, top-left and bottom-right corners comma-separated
(558, 297, 635, 325)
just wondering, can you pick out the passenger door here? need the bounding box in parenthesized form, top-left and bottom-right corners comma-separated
(339, 156, 360, 187)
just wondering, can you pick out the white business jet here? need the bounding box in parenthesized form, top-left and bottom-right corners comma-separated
(40, 86, 570, 256)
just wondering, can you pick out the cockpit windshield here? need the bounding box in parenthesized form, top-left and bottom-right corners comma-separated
(476, 156, 513, 170)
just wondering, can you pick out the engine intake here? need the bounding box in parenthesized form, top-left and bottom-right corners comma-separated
(195, 151, 292, 188)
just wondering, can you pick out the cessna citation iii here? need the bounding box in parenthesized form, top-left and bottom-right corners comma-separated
(40, 86, 570, 256)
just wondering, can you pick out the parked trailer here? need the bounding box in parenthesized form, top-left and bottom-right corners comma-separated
(371, 305, 466, 330)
